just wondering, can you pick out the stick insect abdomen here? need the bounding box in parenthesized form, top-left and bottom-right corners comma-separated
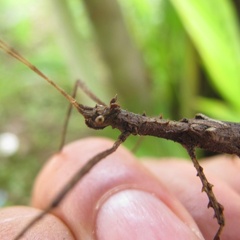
(190, 121, 240, 157)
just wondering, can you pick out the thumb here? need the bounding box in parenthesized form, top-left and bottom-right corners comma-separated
(32, 137, 204, 240)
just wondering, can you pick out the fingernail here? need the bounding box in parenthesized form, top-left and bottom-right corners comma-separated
(95, 189, 201, 240)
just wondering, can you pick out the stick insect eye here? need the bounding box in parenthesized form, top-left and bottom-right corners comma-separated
(95, 115, 105, 124)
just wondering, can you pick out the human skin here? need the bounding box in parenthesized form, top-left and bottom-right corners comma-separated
(0, 137, 240, 240)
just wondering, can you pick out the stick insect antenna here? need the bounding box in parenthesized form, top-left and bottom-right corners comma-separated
(58, 79, 107, 150)
(0, 39, 79, 110)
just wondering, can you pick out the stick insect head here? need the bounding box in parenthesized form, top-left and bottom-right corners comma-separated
(77, 96, 120, 130)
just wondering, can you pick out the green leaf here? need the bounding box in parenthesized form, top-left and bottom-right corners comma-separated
(196, 97, 240, 121)
(170, 0, 240, 109)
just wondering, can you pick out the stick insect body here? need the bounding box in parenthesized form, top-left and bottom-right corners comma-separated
(0, 39, 236, 240)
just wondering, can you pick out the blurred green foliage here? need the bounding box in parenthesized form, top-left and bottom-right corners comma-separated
(0, 0, 240, 205)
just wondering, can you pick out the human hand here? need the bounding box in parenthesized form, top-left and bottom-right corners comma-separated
(0, 137, 239, 240)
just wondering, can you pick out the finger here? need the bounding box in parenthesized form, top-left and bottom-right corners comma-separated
(201, 154, 240, 193)
(142, 158, 240, 240)
(31, 137, 204, 240)
(0, 206, 74, 240)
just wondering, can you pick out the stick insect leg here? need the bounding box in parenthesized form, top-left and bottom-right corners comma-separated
(131, 136, 144, 153)
(185, 146, 224, 240)
(76, 79, 107, 106)
(14, 131, 130, 240)
(59, 80, 107, 151)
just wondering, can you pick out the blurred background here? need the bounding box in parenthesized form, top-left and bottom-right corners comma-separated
(0, 0, 240, 206)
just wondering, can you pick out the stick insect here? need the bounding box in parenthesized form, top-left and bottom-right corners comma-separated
(1, 39, 238, 240)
